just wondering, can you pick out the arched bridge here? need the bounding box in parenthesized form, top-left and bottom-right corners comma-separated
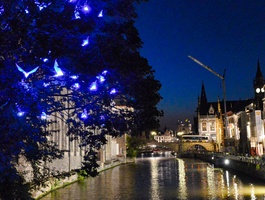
(180, 142, 215, 152)
(147, 141, 215, 152)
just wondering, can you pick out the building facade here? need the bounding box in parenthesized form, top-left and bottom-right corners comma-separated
(196, 61, 265, 155)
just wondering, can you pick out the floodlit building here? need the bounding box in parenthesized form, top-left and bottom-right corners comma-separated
(195, 61, 265, 155)
(154, 130, 174, 143)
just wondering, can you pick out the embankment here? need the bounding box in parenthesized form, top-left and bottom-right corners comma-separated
(194, 152, 265, 181)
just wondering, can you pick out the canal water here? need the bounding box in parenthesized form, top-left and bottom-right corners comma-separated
(41, 154, 265, 200)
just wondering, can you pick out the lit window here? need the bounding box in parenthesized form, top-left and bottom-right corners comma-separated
(202, 122, 207, 131)
(210, 122, 215, 131)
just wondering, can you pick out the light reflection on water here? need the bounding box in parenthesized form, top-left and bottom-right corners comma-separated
(41, 156, 265, 200)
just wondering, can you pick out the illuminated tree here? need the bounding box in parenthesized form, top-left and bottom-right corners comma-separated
(0, 0, 162, 198)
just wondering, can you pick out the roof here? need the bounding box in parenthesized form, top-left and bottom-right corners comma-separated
(199, 99, 254, 115)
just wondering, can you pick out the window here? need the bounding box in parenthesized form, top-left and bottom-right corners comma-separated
(210, 122, 215, 131)
(202, 122, 207, 131)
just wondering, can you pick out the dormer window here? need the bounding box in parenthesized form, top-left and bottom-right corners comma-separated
(209, 105, 214, 114)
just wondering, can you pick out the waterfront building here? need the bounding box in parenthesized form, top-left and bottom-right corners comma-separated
(154, 130, 174, 143)
(18, 88, 128, 182)
(196, 61, 265, 155)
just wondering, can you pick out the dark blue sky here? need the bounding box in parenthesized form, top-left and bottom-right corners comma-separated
(135, 0, 265, 130)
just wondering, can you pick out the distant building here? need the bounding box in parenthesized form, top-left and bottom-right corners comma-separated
(176, 119, 192, 136)
(154, 130, 174, 143)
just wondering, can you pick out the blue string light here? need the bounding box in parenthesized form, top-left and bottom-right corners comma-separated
(16, 64, 39, 78)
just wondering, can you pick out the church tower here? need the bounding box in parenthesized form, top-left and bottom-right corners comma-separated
(253, 60, 264, 110)
(198, 82, 208, 114)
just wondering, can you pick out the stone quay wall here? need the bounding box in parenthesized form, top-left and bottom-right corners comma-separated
(194, 152, 265, 181)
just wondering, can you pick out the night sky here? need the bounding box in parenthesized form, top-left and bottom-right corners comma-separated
(135, 0, 265, 130)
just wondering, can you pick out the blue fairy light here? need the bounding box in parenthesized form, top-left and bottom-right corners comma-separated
(0, 5, 4, 15)
(41, 112, 47, 120)
(17, 111, 25, 117)
(89, 81, 98, 91)
(98, 10, 103, 17)
(110, 88, 117, 94)
(82, 4, 91, 14)
(81, 109, 88, 119)
(96, 75, 105, 83)
(70, 75, 78, 79)
(74, 10, 81, 19)
(72, 83, 80, 89)
(102, 70, 108, 75)
(53, 60, 64, 77)
(43, 82, 50, 87)
(81, 36, 89, 46)
(16, 64, 39, 78)
(42, 58, 48, 62)
(35, 1, 51, 11)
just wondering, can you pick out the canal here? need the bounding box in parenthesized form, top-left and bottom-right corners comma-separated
(41, 154, 265, 200)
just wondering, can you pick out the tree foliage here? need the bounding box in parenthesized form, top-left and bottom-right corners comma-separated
(0, 0, 162, 198)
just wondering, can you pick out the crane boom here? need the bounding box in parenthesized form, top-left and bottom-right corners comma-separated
(188, 55, 224, 80)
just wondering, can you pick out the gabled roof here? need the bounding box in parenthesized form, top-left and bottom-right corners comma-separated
(199, 99, 254, 115)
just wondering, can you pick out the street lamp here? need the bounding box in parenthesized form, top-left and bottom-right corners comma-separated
(188, 55, 227, 149)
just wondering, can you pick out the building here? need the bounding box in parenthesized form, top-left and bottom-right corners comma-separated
(195, 61, 265, 155)
(154, 130, 174, 143)
(176, 119, 193, 136)
(18, 88, 129, 182)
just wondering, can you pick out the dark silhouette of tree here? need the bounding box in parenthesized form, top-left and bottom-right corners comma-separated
(0, 0, 162, 198)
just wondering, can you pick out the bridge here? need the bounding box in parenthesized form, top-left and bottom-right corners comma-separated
(180, 142, 215, 152)
(147, 141, 215, 152)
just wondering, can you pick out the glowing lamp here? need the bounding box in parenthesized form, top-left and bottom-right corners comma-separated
(43, 82, 50, 87)
(72, 83, 80, 89)
(81, 109, 88, 119)
(16, 64, 39, 78)
(82, 36, 89, 46)
(97, 75, 105, 83)
(53, 60, 64, 77)
(224, 159, 230, 165)
(98, 10, 103, 17)
(17, 111, 25, 117)
(102, 70, 108, 75)
(89, 81, 97, 91)
(70, 75, 78, 79)
(82, 4, 91, 14)
(110, 88, 117, 94)
(41, 112, 47, 120)
(74, 11, 81, 19)
(43, 58, 48, 62)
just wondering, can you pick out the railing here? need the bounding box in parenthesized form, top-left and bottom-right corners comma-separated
(199, 151, 265, 165)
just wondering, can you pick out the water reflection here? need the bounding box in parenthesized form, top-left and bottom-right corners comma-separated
(177, 158, 188, 199)
(41, 156, 265, 200)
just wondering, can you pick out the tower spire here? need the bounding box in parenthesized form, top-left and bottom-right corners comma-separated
(200, 81, 207, 105)
(255, 59, 263, 83)
(254, 59, 264, 110)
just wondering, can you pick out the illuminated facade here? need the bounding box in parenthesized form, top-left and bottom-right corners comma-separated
(196, 83, 254, 153)
(154, 130, 173, 142)
(196, 61, 265, 154)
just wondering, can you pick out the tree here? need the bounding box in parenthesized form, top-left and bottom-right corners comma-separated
(0, 0, 162, 198)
